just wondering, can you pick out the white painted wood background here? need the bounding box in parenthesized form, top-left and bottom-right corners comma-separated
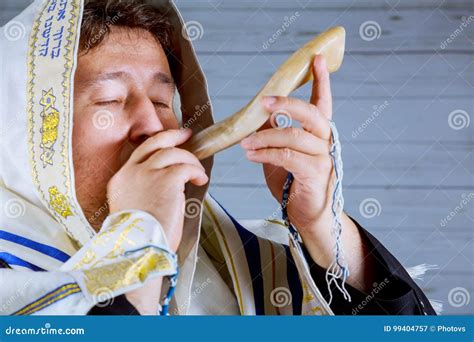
(1, 0, 472, 314)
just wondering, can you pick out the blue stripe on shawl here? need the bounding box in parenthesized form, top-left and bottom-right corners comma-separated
(0, 252, 45, 271)
(0, 230, 70, 262)
(284, 245, 303, 315)
(210, 195, 265, 315)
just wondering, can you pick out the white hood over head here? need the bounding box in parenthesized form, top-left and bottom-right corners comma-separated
(0, 0, 214, 258)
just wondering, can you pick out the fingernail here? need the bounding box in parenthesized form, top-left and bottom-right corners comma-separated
(263, 96, 276, 107)
(315, 54, 324, 61)
(314, 55, 327, 69)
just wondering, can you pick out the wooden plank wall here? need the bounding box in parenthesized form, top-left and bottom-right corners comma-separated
(1, 0, 472, 315)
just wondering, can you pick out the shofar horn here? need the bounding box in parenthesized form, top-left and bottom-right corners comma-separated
(182, 26, 346, 160)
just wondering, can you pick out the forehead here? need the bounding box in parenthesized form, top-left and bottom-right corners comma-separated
(90, 27, 162, 53)
(76, 27, 172, 79)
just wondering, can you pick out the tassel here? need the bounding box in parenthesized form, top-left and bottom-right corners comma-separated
(159, 266, 179, 315)
(280, 121, 350, 305)
(325, 121, 351, 304)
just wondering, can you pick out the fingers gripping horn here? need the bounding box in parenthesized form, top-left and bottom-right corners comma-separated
(182, 26, 346, 160)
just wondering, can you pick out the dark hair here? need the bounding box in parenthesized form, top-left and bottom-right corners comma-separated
(80, 0, 173, 53)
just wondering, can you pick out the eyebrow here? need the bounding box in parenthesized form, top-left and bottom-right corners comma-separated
(80, 71, 175, 91)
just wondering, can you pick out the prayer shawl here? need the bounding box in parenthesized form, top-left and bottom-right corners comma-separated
(0, 0, 332, 315)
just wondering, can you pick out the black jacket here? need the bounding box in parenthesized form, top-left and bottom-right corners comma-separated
(301, 220, 436, 315)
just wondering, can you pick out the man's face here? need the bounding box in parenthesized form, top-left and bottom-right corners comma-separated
(73, 28, 178, 230)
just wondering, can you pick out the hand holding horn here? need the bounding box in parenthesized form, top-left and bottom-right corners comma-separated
(182, 26, 346, 160)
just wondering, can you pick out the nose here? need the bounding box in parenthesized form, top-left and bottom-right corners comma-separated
(127, 96, 164, 145)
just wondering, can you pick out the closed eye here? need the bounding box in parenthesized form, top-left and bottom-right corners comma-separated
(153, 102, 170, 109)
(96, 99, 121, 106)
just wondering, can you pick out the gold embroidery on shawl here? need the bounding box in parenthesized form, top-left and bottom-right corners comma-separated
(92, 213, 131, 248)
(264, 219, 287, 228)
(72, 215, 144, 271)
(72, 248, 97, 270)
(311, 306, 323, 315)
(48, 186, 73, 218)
(27, 0, 95, 244)
(108, 218, 143, 257)
(71, 214, 132, 270)
(39, 88, 59, 167)
(302, 282, 315, 304)
(83, 248, 172, 293)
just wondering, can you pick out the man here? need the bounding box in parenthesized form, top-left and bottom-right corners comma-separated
(0, 0, 436, 315)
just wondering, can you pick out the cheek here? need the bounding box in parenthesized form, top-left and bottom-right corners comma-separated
(73, 110, 128, 174)
(162, 110, 180, 129)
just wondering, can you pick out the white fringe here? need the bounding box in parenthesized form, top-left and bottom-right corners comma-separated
(406, 263, 438, 281)
(429, 299, 443, 315)
(406, 264, 443, 314)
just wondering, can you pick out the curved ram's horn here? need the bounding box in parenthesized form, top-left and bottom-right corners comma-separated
(182, 26, 346, 160)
